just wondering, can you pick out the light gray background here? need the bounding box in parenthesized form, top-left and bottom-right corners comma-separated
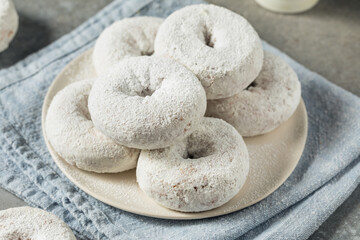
(0, 0, 359, 239)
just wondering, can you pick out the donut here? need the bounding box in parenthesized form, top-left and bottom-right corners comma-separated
(0, 0, 18, 52)
(88, 56, 207, 150)
(46, 80, 139, 173)
(154, 4, 264, 99)
(0, 207, 76, 239)
(137, 117, 249, 212)
(93, 17, 164, 76)
(206, 51, 301, 136)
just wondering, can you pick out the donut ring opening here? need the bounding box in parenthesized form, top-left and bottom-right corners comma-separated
(184, 132, 216, 159)
(202, 25, 216, 48)
(245, 81, 258, 90)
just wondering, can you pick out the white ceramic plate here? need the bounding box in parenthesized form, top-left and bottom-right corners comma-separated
(42, 49, 308, 220)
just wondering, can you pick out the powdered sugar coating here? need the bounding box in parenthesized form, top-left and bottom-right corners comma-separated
(0, 207, 76, 240)
(93, 17, 163, 76)
(137, 117, 249, 212)
(0, 0, 18, 52)
(89, 56, 207, 150)
(46, 80, 139, 173)
(206, 51, 301, 136)
(154, 4, 263, 99)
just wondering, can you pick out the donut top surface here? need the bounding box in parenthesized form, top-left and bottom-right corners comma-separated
(0, 207, 76, 240)
(88, 56, 207, 149)
(154, 4, 263, 99)
(0, 0, 18, 52)
(0, 0, 13, 22)
(0, 0, 11, 13)
(93, 17, 164, 76)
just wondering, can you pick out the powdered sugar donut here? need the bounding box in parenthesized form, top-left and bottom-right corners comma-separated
(93, 17, 163, 76)
(0, 207, 75, 239)
(137, 117, 249, 212)
(46, 80, 139, 173)
(154, 4, 263, 99)
(88, 56, 207, 150)
(0, 0, 18, 52)
(206, 51, 301, 136)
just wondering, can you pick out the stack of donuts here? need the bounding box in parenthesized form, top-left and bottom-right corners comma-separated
(46, 4, 301, 212)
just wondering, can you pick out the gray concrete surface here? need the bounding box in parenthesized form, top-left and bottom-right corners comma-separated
(0, 0, 359, 239)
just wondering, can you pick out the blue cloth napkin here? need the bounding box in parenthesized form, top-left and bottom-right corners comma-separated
(0, 0, 359, 239)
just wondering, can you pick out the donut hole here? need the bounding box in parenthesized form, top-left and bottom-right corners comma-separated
(80, 108, 92, 121)
(187, 150, 203, 159)
(138, 87, 155, 97)
(245, 81, 258, 90)
(202, 27, 216, 48)
(185, 134, 215, 159)
(118, 85, 157, 98)
(119, 73, 164, 98)
(204, 33, 215, 48)
(121, 79, 162, 98)
(77, 95, 92, 121)
(140, 50, 154, 56)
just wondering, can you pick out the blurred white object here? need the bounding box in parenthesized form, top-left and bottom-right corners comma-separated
(255, 0, 319, 13)
(0, 0, 18, 52)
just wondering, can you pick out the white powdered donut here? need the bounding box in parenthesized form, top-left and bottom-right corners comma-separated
(93, 17, 164, 76)
(206, 51, 301, 136)
(0, 207, 76, 240)
(46, 80, 139, 173)
(137, 117, 249, 212)
(88, 56, 207, 150)
(154, 4, 264, 100)
(0, 0, 18, 52)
